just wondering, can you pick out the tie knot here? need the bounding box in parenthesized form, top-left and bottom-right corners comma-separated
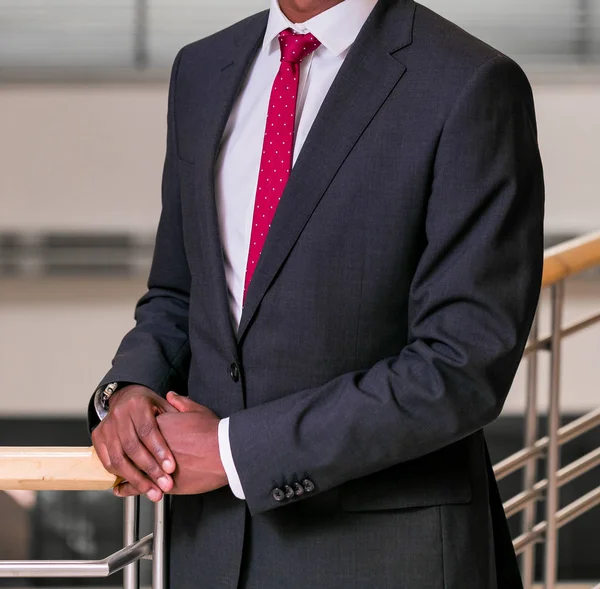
(278, 29, 321, 64)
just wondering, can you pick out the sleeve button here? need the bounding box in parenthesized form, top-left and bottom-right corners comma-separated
(272, 488, 286, 502)
(283, 485, 295, 499)
(302, 479, 315, 493)
(293, 482, 305, 497)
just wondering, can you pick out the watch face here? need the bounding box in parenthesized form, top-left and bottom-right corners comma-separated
(102, 383, 119, 407)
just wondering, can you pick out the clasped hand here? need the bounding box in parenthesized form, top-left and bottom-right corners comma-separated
(91, 386, 228, 502)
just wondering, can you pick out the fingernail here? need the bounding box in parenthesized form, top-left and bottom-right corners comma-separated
(158, 476, 171, 491)
(163, 459, 174, 472)
(147, 489, 161, 502)
(170, 391, 179, 396)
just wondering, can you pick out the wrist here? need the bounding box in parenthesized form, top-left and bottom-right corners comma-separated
(108, 384, 135, 408)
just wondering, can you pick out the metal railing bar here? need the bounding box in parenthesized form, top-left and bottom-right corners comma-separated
(554, 447, 600, 487)
(0, 534, 153, 578)
(556, 486, 600, 530)
(523, 311, 600, 357)
(495, 445, 544, 481)
(521, 313, 540, 589)
(504, 447, 600, 518)
(107, 534, 154, 576)
(494, 407, 600, 481)
(505, 486, 543, 520)
(555, 407, 600, 445)
(513, 486, 600, 554)
(123, 496, 140, 589)
(544, 282, 564, 588)
(0, 562, 109, 579)
(152, 498, 168, 589)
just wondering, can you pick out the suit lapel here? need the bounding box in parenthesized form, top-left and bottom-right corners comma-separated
(190, 13, 268, 352)
(238, 0, 415, 341)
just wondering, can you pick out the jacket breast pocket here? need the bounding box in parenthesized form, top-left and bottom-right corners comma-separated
(340, 438, 473, 512)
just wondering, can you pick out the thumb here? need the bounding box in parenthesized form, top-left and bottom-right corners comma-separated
(166, 391, 200, 413)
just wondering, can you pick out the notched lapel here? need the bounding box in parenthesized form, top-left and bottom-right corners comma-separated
(182, 13, 267, 353)
(238, 0, 415, 342)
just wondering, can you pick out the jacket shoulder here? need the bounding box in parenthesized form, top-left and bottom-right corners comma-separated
(412, 3, 515, 74)
(405, 3, 531, 106)
(177, 10, 268, 65)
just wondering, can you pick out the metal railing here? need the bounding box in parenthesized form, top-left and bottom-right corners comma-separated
(0, 231, 599, 587)
(0, 448, 165, 589)
(493, 230, 600, 589)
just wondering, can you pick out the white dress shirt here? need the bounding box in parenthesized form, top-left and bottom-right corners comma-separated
(216, 0, 377, 500)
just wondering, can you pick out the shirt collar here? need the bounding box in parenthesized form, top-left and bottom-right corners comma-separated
(262, 0, 378, 57)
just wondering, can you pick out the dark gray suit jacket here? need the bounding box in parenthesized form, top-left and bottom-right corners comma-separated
(90, 1, 544, 587)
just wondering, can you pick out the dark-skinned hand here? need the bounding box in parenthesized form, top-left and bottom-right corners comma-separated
(113, 392, 228, 498)
(91, 384, 178, 502)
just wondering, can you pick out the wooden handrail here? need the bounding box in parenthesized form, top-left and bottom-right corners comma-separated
(0, 447, 117, 491)
(542, 230, 600, 287)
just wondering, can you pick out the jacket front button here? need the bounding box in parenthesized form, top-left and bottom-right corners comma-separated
(293, 482, 305, 497)
(272, 488, 285, 502)
(283, 485, 295, 499)
(229, 363, 240, 383)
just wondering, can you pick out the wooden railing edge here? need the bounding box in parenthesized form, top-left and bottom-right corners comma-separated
(0, 446, 117, 491)
(542, 229, 600, 287)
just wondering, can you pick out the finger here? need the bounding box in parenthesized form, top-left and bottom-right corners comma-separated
(156, 396, 180, 414)
(131, 411, 177, 474)
(94, 439, 113, 473)
(166, 391, 201, 413)
(114, 482, 145, 499)
(119, 419, 173, 493)
(94, 434, 133, 490)
(106, 444, 162, 501)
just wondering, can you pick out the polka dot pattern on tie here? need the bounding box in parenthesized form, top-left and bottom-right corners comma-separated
(243, 29, 321, 298)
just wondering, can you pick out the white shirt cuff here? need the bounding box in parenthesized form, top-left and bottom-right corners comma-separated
(218, 417, 246, 500)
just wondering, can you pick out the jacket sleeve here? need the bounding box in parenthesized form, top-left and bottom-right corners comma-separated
(228, 55, 545, 515)
(88, 50, 191, 430)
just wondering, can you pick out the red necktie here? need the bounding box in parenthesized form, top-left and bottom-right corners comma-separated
(243, 29, 321, 298)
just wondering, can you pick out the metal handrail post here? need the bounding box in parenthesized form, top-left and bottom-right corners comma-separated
(123, 496, 141, 589)
(152, 497, 168, 589)
(544, 282, 565, 589)
(522, 313, 540, 589)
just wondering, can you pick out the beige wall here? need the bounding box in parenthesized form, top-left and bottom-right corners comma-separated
(0, 85, 166, 233)
(1, 81, 600, 233)
(0, 80, 599, 417)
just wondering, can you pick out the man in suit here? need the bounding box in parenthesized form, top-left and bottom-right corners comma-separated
(89, 0, 544, 587)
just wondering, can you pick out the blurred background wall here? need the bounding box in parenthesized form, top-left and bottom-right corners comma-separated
(0, 0, 599, 583)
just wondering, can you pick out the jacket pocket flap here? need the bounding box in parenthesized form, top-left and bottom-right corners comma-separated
(340, 440, 473, 512)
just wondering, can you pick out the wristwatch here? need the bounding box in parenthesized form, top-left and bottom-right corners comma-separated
(93, 382, 119, 421)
